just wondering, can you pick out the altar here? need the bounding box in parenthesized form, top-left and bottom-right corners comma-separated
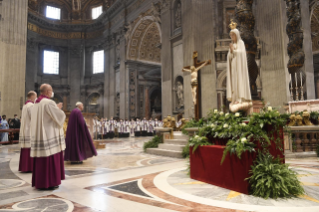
(288, 99, 319, 113)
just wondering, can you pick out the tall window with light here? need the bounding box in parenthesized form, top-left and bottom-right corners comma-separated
(43, 50, 59, 75)
(92, 6, 103, 19)
(46, 6, 61, 20)
(93, 50, 104, 74)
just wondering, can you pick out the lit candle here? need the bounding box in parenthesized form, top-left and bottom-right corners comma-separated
(300, 72, 302, 87)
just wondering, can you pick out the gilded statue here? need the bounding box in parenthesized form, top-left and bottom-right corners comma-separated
(302, 111, 313, 126)
(296, 114, 304, 126)
(288, 114, 296, 126)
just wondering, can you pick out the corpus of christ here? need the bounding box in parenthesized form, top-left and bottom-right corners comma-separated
(1, 0, 319, 211)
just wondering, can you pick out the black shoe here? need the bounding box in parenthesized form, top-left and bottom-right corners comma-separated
(49, 186, 59, 190)
(38, 187, 55, 191)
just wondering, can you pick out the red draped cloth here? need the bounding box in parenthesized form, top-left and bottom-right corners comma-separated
(32, 152, 65, 189)
(190, 126, 284, 194)
(19, 148, 33, 172)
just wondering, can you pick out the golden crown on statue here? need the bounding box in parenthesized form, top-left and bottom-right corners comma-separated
(229, 19, 238, 30)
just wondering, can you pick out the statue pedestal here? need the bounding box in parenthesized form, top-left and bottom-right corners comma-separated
(288, 100, 319, 113)
(248, 100, 264, 115)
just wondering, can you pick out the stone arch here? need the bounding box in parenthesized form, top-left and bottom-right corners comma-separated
(127, 16, 162, 64)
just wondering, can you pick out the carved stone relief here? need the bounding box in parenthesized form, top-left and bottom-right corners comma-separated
(174, 1, 181, 29)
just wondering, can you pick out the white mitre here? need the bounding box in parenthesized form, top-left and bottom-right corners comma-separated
(75, 102, 83, 107)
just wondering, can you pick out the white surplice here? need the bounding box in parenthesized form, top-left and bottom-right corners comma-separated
(19, 102, 34, 148)
(30, 98, 66, 157)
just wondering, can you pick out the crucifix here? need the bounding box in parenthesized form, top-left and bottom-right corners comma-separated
(182, 51, 211, 120)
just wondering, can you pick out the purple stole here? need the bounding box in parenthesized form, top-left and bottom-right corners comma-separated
(119, 122, 124, 133)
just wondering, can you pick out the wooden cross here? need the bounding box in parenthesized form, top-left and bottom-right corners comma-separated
(183, 51, 211, 120)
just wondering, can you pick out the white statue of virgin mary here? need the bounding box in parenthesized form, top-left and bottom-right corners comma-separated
(226, 26, 252, 112)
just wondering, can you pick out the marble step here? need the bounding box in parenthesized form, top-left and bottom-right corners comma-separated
(146, 148, 183, 158)
(164, 139, 188, 146)
(158, 143, 185, 151)
(173, 134, 189, 140)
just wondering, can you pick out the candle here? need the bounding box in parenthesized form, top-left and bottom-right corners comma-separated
(290, 74, 292, 89)
(295, 72, 298, 87)
(300, 72, 302, 87)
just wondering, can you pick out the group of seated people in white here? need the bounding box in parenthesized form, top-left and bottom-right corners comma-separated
(93, 117, 163, 139)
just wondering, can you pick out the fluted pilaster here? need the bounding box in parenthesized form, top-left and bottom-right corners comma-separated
(0, 0, 28, 116)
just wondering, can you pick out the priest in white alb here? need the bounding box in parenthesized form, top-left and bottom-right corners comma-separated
(226, 21, 252, 113)
(30, 84, 66, 190)
(19, 91, 37, 172)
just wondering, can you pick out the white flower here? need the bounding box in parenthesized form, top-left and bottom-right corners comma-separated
(225, 113, 230, 117)
(211, 124, 215, 128)
(214, 109, 218, 114)
(235, 112, 240, 117)
(195, 135, 199, 139)
(268, 106, 272, 111)
(241, 123, 246, 126)
(220, 112, 224, 116)
(241, 138, 247, 143)
(223, 124, 229, 128)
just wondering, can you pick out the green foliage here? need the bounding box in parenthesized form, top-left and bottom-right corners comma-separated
(188, 135, 212, 154)
(246, 152, 305, 199)
(143, 135, 162, 152)
(221, 138, 256, 164)
(182, 143, 190, 158)
(181, 118, 205, 135)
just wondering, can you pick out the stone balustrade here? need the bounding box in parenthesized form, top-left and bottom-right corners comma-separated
(215, 38, 261, 62)
(287, 126, 319, 155)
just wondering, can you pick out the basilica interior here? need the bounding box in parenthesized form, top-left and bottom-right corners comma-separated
(0, 0, 319, 212)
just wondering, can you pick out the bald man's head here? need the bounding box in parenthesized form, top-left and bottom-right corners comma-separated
(40, 84, 53, 98)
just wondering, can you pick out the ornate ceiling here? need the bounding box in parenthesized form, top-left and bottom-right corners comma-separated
(28, 0, 116, 21)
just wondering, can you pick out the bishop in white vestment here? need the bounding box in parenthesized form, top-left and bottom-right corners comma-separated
(19, 91, 37, 172)
(30, 84, 66, 190)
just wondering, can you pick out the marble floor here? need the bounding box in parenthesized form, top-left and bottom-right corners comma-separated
(0, 138, 319, 212)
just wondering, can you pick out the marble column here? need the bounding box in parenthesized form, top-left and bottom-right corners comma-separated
(0, 0, 28, 116)
(254, 0, 290, 108)
(104, 46, 111, 117)
(144, 86, 150, 119)
(25, 41, 39, 95)
(161, 4, 173, 117)
(119, 37, 127, 119)
(108, 45, 116, 117)
(68, 42, 84, 109)
(182, 0, 217, 118)
(300, 0, 315, 99)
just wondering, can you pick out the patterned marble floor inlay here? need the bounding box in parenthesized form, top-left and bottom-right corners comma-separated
(0, 195, 102, 212)
(107, 180, 153, 198)
(0, 191, 28, 201)
(65, 170, 96, 176)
